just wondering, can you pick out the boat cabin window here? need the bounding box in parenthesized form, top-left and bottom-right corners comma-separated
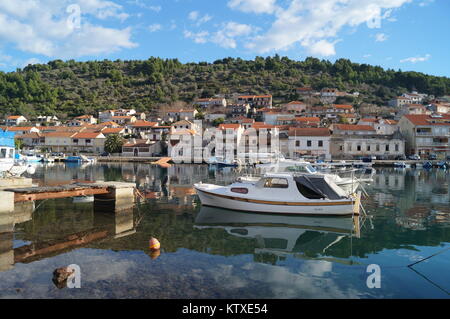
(231, 187, 249, 194)
(263, 178, 289, 188)
(0, 148, 6, 158)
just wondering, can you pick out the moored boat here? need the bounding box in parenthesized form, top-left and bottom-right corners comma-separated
(194, 173, 361, 216)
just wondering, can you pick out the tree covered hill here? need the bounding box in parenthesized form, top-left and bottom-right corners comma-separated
(0, 56, 449, 119)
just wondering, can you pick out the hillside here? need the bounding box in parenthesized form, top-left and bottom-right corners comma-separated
(0, 56, 449, 119)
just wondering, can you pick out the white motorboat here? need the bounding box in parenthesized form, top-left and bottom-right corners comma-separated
(194, 173, 361, 216)
(256, 159, 363, 194)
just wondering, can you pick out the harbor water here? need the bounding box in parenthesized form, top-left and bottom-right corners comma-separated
(0, 163, 449, 298)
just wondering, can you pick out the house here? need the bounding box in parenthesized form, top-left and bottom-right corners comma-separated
(5, 126, 40, 135)
(130, 120, 158, 134)
(164, 109, 198, 122)
(6, 115, 28, 126)
(67, 119, 85, 127)
(171, 120, 199, 132)
(228, 103, 250, 118)
(293, 117, 321, 128)
(205, 111, 227, 123)
(42, 132, 76, 152)
(71, 132, 106, 153)
(101, 127, 127, 136)
(320, 88, 338, 103)
(338, 114, 358, 124)
(330, 131, 405, 160)
(402, 92, 425, 104)
(214, 123, 245, 158)
(429, 102, 450, 114)
(36, 115, 60, 126)
(289, 127, 331, 160)
(331, 124, 376, 135)
(111, 116, 137, 125)
(99, 109, 137, 122)
(236, 95, 272, 109)
(74, 115, 97, 125)
(358, 118, 398, 135)
(16, 132, 45, 151)
(193, 98, 227, 109)
(282, 101, 307, 115)
(168, 129, 202, 163)
(122, 139, 161, 157)
(388, 96, 413, 108)
(263, 111, 291, 125)
(399, 114, 450, 158)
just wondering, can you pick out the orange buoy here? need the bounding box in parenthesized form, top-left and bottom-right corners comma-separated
(149, 237, 161, 251)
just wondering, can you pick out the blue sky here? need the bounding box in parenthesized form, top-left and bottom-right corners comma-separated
(0, 0, 449, 77)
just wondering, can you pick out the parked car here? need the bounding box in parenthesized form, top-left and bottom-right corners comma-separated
(408, 154, 421, 160)
(100, 152, 110, 157)
(428, 154, 437, 160)
(395, 155, 406, 160)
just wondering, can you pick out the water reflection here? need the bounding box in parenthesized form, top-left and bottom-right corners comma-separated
(195, 207, 360, 264)
(0, 163, 449, 298)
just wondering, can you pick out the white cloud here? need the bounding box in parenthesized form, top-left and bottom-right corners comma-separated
(228, 0, 278, 14)
(184, 30, 210, 44)
(307, 39, 337, 56)
(0, 0, 137, 58)
(188, 11, 199, 21)
(419, 0, 434, 7)
(375, 33, 388, 42)
(363, 54, 372, 58)
(244, 0, 411, 55)
(188, 11, 212, 26)
(400, 54, 431, 63)
(126, 0, 161, 12)
(186, 22, 257, 49)
(148, 23, 162, 32)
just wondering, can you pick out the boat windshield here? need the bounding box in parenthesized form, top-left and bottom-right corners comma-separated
(286, 164, 317, 174)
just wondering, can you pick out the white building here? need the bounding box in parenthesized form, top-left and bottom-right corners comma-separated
(288, 127, 331, 160)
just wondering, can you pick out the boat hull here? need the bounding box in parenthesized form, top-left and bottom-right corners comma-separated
(195, 187, 355, 216)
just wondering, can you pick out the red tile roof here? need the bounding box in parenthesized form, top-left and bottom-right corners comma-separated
(403, 114, 450, 126)
(294, 117, 320, 122)
(218, 124, 241, 130)
(333, 124, 375, 131)
(334, 104, 354, 110)
(132, 120, 158, 127)
(72, 132, 104, 139)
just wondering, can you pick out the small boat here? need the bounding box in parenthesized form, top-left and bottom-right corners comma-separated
(394, 162, 410, 168)
(194, 173, 361, 216)
(65, 155, 96, 163)
(207, 155, 238, 167)
(423, 161, 433, 169)
(436, 161, 448, 169)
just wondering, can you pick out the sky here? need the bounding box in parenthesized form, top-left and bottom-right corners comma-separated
(0, 0, 449, 77)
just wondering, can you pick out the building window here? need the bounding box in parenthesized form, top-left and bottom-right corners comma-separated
(376, 144, 380, 152)
(357, 145, 361, 151)
(307, 140, 312, 147)
(318, 140, 323, 147)
(395, 144, 399, 152)
(367, 145, 371, 151)
(296, 141, 300, 147)
(386, 144, 390, 152)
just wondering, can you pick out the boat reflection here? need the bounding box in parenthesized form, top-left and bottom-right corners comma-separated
(194, 206, 361, 263)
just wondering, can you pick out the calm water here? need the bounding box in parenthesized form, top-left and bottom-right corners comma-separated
(0, 163, 449, 299)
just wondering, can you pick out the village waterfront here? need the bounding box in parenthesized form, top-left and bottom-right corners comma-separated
(0, 162, 449, 299)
